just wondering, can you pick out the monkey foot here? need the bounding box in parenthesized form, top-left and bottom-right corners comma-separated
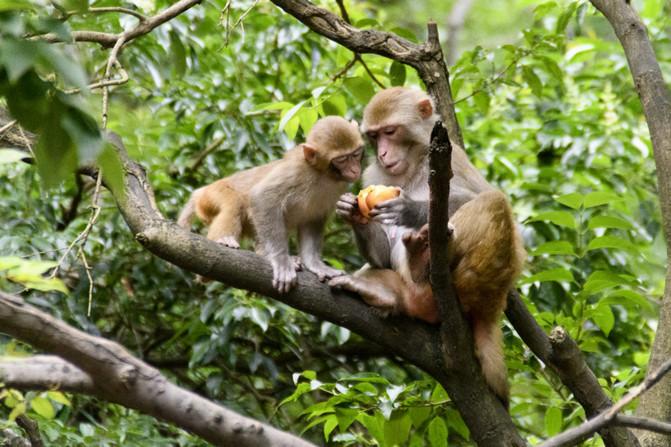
(402, 224, 429, 255)
(291, 256, 303, 271)
(216, 236, 240, 249)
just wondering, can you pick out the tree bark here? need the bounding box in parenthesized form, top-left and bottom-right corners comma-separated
(0, 292, 316, 447)
(587, 2, 671, 447)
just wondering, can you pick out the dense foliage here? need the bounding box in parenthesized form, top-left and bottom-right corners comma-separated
(1, 0, 670, 444)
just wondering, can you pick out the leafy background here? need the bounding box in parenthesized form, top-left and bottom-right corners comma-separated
(0, 0, 670, 444)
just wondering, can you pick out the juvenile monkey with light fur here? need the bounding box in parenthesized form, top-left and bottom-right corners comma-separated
(331, 88, 525, 406)
(179, 116, 364, 293)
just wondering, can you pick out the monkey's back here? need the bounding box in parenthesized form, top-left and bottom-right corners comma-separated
(450, 190, 526, 320)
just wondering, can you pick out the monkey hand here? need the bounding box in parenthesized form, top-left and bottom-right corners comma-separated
(336, 193, 369, 225)
(369, 191, 425, 227)
(304, 260, 344, 282)
(269, 254, 298, 293)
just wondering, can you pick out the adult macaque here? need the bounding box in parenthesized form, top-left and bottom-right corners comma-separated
(330, 87, 525, 405)
(179, 116, 364, 293)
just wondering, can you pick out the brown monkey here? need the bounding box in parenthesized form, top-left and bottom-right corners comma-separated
(179, 116, 364, 293)
(330, 87, 525, 405)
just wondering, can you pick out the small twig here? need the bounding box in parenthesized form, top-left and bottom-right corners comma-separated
(331, 56, 356, 82)
(16, 414, 44, 447)
(231, 0, 260, 30)
(68, 6, 147, 21)
(56, 175, 85, 231)
(222, 0, 232, 46)
(79, 247, 94, 316)
(63, 65, 129, 95)
(188, 136, 226, 172)
(614, 414, 671, 434)
(332, 0, 384, 88)
(539, 357, 671, 447)
(49, 172, 103, 279)
(101, 38, 127, 129)
(0, 119, 17, 135)
(354, 54, 386, 88)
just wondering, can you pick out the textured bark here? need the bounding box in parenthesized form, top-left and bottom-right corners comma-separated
(0, 293, 315, 447)
(428, 122, 524, 445)
(587, 2, 671, 447)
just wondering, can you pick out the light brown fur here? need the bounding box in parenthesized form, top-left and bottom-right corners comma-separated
(179, 116, 364, 292)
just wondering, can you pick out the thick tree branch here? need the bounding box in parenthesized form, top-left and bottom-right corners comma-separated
(269, 0, 464, 148)
(586, 3, 671, 446)
(428, 122, 524, 445)
(0, 355, 95, 393)
(35, 0, 202, 48)
(0, 292, 315, 447)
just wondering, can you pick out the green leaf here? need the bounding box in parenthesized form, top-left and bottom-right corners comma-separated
(39, 46, 88, 89)
(601, 290, 654, 311)
(586, 236, 635, 252)
(528, 211, 576, 229)
(358, 412, 385, 444)
(323, 415, 338, 441)
(335, 408, 358, 432)
(522, 66, 542, 97)
(521, 268, 574, 284)
(46, 391, 71, 406)
(534, 1, 557, 18)
(582, 271, 628, 295)
(31, 396, 56, 419)
(583, 191, 621, 208)
(0, 148, 27, 164)
(97, 143, 125, 199)
(591, 303, 615, 336)
(409, 406, 431, 429)
(279, 382, 310, 405)
(427, 417, 448, 447)
(473, 91, 490, 115)
(556, 1, 578, 33)
(0, 0, 33, 11)
(532, 241, 576, 256)
(544, 406, 562, 436)
(170, 30, 187, 77)
(588, 215, 633, 230)
(298, 108, 319, 135)
(555, 193, 583, 210)
(344, 77, 375, 103)
(279, 101, 305, 132)
(389, 61, 406, 86)
(0, 39, 39, 82)
(383, 412, 412, 447)
(322, 94, 347, 116)
(390, 26, 417, 42)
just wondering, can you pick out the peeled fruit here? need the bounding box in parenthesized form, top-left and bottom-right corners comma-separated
(357, 185, 401, 218)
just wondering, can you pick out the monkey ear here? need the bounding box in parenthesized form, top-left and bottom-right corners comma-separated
(302, 144, 318, 166)
(418, 98, 433, 119)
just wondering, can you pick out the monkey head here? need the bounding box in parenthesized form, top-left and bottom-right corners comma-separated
(302, 116, 364, 182)
(362, 87, 437, 177)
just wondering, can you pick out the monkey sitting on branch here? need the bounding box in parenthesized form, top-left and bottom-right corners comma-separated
(179, 116, 364, 293)
(330, 87, 526, 405)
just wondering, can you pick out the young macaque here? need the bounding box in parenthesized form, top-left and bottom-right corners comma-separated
(178, 116, 364, 293)
(330, 87, 526, 405)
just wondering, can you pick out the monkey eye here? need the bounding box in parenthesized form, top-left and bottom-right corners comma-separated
(383, 126, 397, 135)
(367, 131, 378, 141)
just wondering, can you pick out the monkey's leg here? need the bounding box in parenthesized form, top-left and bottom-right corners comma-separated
(329, 268, 406, 314)
(299, 220, 343, 282)
(205, 191, 244, 249)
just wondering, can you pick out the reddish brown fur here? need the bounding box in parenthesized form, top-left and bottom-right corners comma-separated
(332, 87, 526, 406)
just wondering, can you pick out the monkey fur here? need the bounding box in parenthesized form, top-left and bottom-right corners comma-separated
(179, 116, 364, 293)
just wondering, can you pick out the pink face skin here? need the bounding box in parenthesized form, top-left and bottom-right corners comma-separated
(366, 125, 410, 176)
(331, 147, 364, 181)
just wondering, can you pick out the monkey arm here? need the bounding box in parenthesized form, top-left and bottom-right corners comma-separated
(249, 193, 296, 293)
(352, 222, 391, 269)
(298, 219, 344, 282)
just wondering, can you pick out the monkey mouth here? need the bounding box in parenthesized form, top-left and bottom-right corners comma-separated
(384, 160, 406, 175)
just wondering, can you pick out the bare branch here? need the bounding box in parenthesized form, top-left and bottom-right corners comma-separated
(15, 415, 44, 447)
(0, 355, 95, 393)
(0, 292, 316, 447)
(539, 357, 671, 447)
(34, 0, 202, 48)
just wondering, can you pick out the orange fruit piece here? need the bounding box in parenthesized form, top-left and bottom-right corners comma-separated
(357, 185, 401, 218)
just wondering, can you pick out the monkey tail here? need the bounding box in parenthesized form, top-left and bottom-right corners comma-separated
(177, 194, 196, 228)
(472, 317, 509, 408)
